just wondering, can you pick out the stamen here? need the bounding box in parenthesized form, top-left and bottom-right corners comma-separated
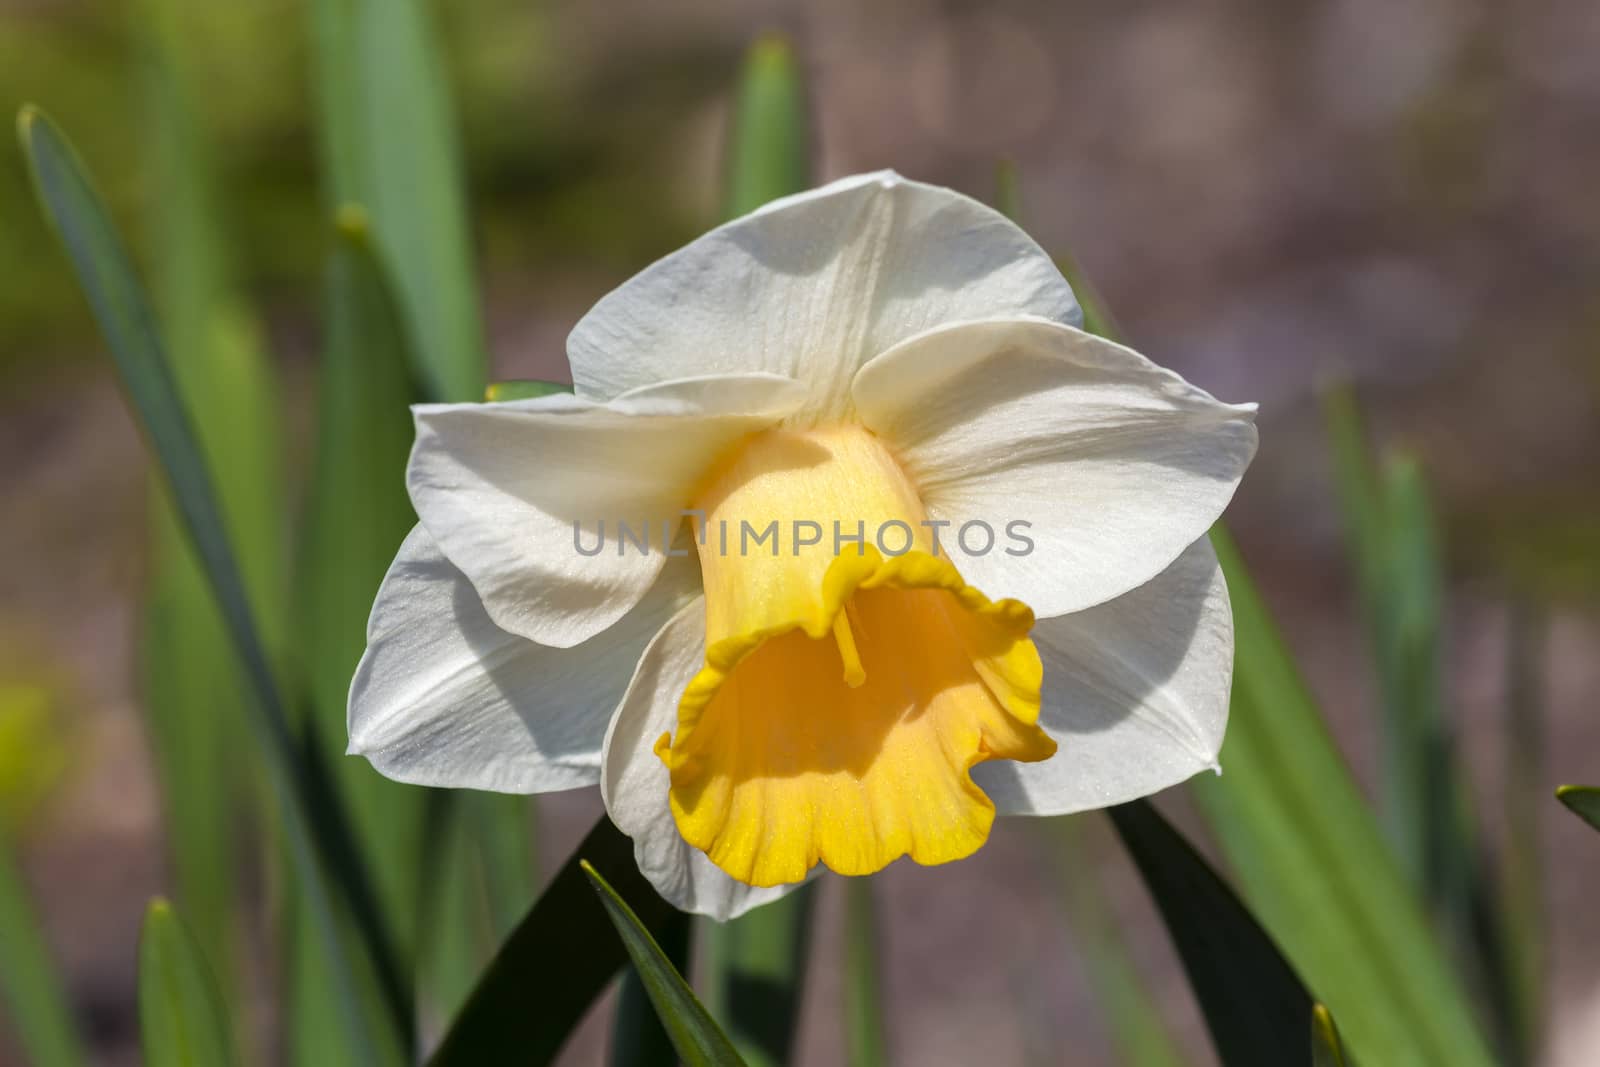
(832, 605, 867, 688)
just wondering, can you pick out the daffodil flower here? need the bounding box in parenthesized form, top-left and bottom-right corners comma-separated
(348, 172, 1257, 919)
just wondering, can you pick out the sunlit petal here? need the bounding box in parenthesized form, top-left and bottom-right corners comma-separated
(972, 537, 1232, 814)
(349, 525, 701, 791)
(408, 372, 804, 648)
(600, 598, 804, 920)
(853, 315, 1256, 618)
(567, 172, 1080, 421)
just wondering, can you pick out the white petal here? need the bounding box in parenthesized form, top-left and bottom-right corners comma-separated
(348, 525, 702, 793)
(852, 316, 1257, 618)
(567, 172, 1080, 421)
(408, 372, 803, 648)
(971, 537, 1233, 815)
(599, 598, 802, 920)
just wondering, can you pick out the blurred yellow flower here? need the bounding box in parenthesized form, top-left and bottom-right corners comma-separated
(0, 682, 71, 833)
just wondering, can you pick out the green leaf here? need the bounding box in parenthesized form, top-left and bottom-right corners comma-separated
(1382, 456, 1526, 1061)
(301, 204, 426, 914)
(416, 791, 538, 1031)
(1377, 454, 1451, 888)
(1046, 819, 1185, 1067)
(18, 106, 407, 1060)
(297, 220, 538, 1041)
(1320, 385, 1389, 728)
(138, 899, 235, 1067)
(1501, 605, 1547, 1054)
(1326, 390, 1524, 1059)
(1192, 527, 1497, 1067)
(484, 379, 575, 402)
(992, 158, 1024, 221)
(142, 531, 250, 989)
(135, 0, 288, 1003)
(467, 793, 538, 943)
(428, 817, 675, 1066)
(1323, 388, 1433, 883)
(300, 205, 421, 800)
(309, 4, 534, 1028)
(288, 205, 425, 1067)
(1556, 785, 1600, 832)
(610, 911, 693, 1067)
(414, 795, 480, 1032)
(1311, 1004, 1348, 1067)
(0, 828, 86, 1067)
(842, 879, 887, 1067)
(310, 0, 486, 403)
(723, 34, 808, 220)
(583, 863, 745, 1067)
(703, 888, 816, 1067)
(1108, 800, 1311, 1065)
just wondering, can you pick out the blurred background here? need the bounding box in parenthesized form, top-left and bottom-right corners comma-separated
(1, 0, 1597, 1064)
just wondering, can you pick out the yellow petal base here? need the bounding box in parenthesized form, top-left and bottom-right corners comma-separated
(658, 426, 1056, 887)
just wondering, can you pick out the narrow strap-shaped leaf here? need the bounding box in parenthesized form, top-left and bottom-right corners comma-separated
(309, 0, 537, 1003)
(428, 817, 674, 1066)
(1326, 390, 1467, 915)
(1322, 385, 1390, 645)
(414, 791, 482, 1030)
(1556, 785, 1600, 832)
(301, 204, 428, 930)
(1500, 604, 1547, 1057)
(1325, 393, 1523, 1058)
(416, 790, 540, 1028)
(1376, 454, 1453, 903)
(485, 379, 575, 402)
(610, 910, 693, 1067)
(17, 107, 408, 1058)
(1382, 454, 1525, 1062)
(1108, 800, 1311, 1066)
(1197, 526, 1497, 1067)
(310, 0, 486, 403)
(1046, 819, 1185, 1067)
(0, 829, 86, 1067)
(1311, 1004, 1348, 1067)
(1323, 387, 1411, 863)
(289, 205, 427, 1067)
(136, 0, 287, 997)
(702, 885, 816, 1067)
(842, 878, 888, 1067)
(583, 863, 745, 1067)
(138, 899, 235, 1067)
(468, 793, 539, 943)
(723, 34, 808, 220)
